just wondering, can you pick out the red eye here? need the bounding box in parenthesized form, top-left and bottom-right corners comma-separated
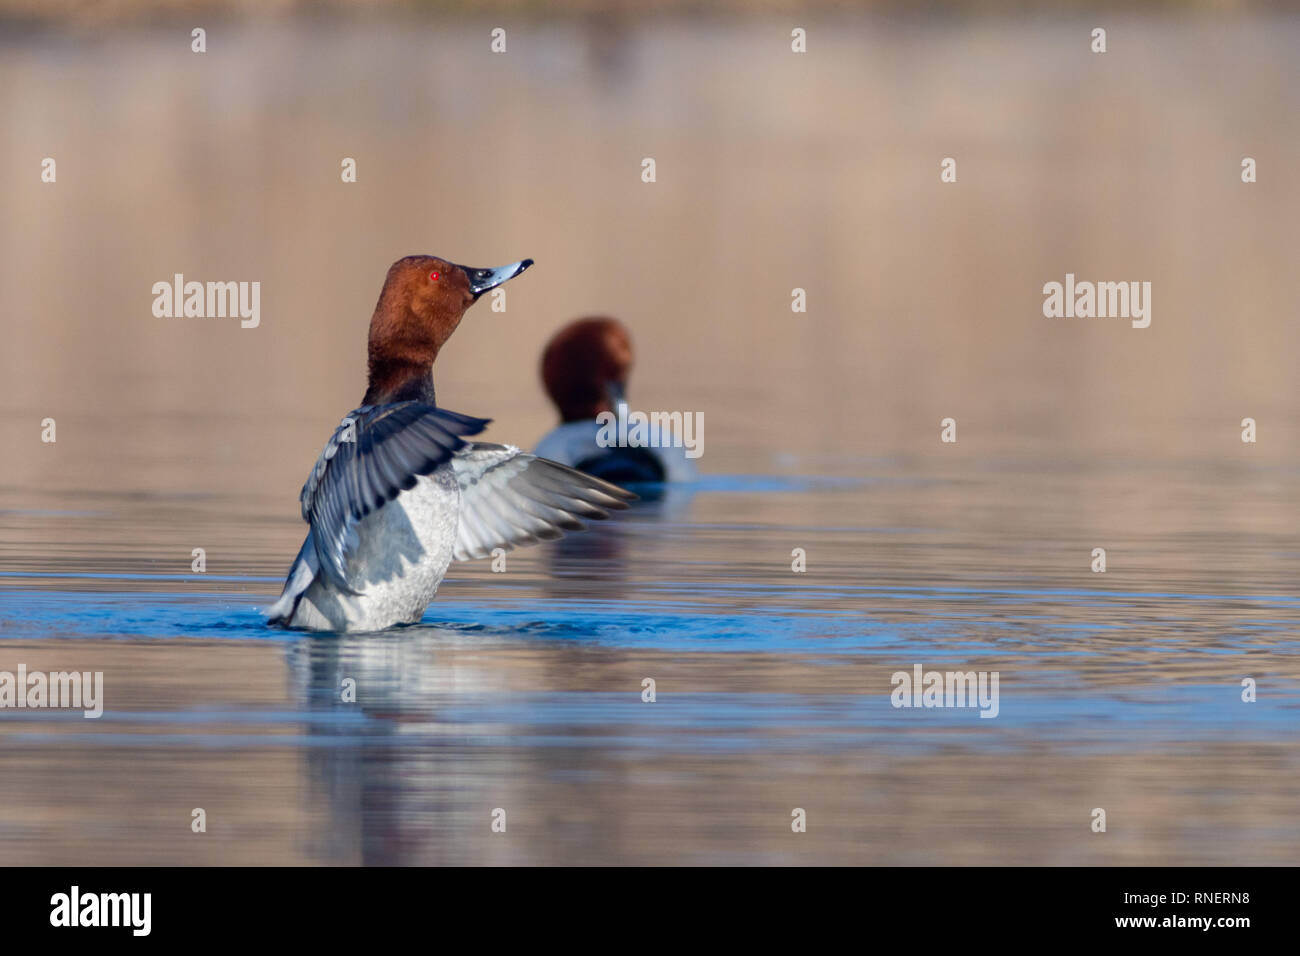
(429, 271, 440, 281)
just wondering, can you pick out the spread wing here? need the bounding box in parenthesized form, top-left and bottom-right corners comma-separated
(300, 403, 490, 590)
(451, 443, 636, 561)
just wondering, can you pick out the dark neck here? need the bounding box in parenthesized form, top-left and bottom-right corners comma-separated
(561, 396, 617, 423)
(562, 407, 608, 423)
(363, 360, 437, 406)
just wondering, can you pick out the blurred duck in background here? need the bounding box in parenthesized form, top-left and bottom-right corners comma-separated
(535, 317, 698, 485)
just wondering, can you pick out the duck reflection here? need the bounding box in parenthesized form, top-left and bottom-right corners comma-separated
(288, 631, 528, 865)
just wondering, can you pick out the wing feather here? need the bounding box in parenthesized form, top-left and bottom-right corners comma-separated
(451, 443, 635, 561)
(298, 403, 490, 590)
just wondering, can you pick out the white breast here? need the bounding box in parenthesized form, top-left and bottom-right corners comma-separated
(291, 467, 460, 631)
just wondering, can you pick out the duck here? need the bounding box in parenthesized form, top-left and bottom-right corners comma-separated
(266, 256, 634, 632)
(534, 316, 698, 483)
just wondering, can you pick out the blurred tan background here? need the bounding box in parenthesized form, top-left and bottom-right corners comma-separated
(2, 2, 1299, 508)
